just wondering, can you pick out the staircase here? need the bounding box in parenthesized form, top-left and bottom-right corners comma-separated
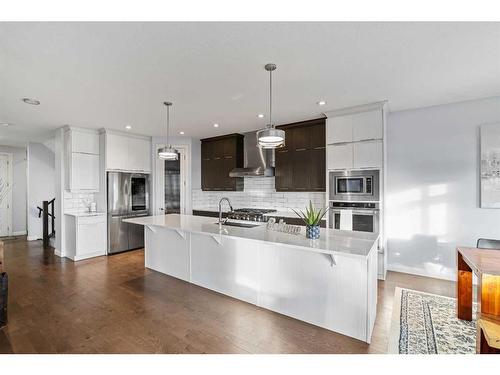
(36, 198, 55, 249)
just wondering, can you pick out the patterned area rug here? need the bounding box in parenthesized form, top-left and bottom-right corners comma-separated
(388, 288, 477, 354)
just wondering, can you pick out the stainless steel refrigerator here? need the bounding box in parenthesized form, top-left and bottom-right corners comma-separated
(107, 172, 150, 254)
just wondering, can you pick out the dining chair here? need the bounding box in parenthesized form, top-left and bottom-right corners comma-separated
(477, 238, 500, 250)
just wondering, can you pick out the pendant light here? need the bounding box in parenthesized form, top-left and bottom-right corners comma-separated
(158, 101, 178, 160)
(257, 63, 285, 149)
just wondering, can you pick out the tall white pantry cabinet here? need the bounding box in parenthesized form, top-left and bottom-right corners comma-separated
(324, 101, 387, 280)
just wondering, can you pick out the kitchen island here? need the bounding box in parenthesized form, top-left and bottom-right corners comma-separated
(124, 214, 379, 343)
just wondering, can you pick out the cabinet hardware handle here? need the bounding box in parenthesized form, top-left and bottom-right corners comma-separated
(314, 146, 326, 150)
(277, 150, 289, 153)
(214, 157, 221, 160)
(295, 148, 307, 151)
(224, 156, 233, 159)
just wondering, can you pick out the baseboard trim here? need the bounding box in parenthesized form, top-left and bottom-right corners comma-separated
(12, 230, 27, 236)
(387, 264, 455, 282)
(68, 251, 107, 262)
(27, 235, 41, 241)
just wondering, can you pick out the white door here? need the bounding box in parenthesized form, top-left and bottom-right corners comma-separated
(0, 153, 12, 237)
(154, 145, 188, 215)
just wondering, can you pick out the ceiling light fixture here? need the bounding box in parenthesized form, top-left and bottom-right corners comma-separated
(256, 63, 285, 149)
(22, 98, 40, 105)
(317, 100, 327, 106)
(1, 123, 11, 127)
(125, 125, 132, 130)
(179, 131, 185, 135)
(213, 123, 219, 128)
(257, 114, 265, 118)
(158, 102, 178, 161)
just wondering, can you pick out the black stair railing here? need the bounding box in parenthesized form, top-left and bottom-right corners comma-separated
(37, 198, 55, 249)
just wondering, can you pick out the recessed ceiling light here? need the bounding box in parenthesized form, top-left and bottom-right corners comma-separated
(125, 125, 132, 130)
(317, 100, 327, 106)
(1, 123, 11, 127)
(179, 131, 185, 135)
(22, 98, 40, 105)
(213, 123, 219, 128)
(257, 114, 265, 118)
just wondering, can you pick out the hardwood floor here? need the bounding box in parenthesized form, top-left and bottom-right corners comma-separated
(0, 237, 455, 354)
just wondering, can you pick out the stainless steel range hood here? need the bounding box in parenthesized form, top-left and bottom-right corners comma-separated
(229, 131, 275, 177)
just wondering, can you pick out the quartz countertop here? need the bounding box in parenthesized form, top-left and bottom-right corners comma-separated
(193, 208, 325, 221)
(64, 212, 106, 217)
(124, 214, 378, 258)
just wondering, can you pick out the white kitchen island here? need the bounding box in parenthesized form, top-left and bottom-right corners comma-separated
(124, 214, 379, 343)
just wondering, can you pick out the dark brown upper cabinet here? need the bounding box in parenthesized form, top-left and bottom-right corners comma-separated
(275, 118, 326, 192)
(201, 134, 244, 191)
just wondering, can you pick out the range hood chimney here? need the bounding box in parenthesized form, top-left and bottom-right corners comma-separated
(229, 132, 275, 177)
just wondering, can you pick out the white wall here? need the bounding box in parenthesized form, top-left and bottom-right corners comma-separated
(386, 96, 500, 280)
(0, 145, 27, 234)
(27, 141, 55, 240)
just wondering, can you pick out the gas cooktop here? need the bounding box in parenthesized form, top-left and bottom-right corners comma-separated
(228, 208, 277, 222)
(233, 208, 277, 214)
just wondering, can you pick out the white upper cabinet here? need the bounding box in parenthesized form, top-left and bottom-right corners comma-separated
(105, 132, 151, 173)
(325, 103, 386, 170)
(327, 144, 353, 170)
(70, 153, 100, 191)
(353, 140, 383, 169)
(327, 109, 383, 144)
(105, 133, 129, 171)
(70, 130, 100, 154)
(351, 110, 383, 142)
(65, 128, 100, 192)
(327, 116, 352, 144)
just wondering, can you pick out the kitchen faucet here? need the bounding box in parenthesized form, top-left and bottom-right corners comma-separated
(218, 197, 233, 228)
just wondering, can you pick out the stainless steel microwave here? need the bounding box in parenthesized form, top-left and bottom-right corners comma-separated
(329, 170, 380, 202)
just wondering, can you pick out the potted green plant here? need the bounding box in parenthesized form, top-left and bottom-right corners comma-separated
(293, 201, 328, 240)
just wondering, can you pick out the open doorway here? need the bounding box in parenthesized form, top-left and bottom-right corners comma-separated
(154, 144, 189, 216)
(0, 153, 13, 237)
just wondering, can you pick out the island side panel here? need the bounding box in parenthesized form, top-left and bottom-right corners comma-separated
(259, 243, 370, 342)
(190, 233, 259, 306)
(144, 226, 191, 282)
(366, 241, 378, 343)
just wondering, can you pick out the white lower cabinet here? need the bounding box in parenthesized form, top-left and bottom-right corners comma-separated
(64, 214, 106, 261)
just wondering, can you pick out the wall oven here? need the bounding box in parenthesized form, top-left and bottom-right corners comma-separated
(329, 170, 379, 202)
(329, 201, 379, 233)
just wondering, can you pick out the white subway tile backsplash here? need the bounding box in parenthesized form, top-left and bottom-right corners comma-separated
(192, 177, 326, 213)
(64, 192, 96, 214)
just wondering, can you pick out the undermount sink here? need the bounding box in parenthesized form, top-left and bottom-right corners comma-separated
(215, 221, 260, 228)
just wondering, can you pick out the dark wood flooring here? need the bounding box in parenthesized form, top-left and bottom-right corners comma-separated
(0, 237, 455, 354)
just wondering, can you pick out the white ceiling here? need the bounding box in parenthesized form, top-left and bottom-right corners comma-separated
(1, 22, 499, 146)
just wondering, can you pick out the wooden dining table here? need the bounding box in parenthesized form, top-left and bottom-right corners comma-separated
(457, 247, 500, 353)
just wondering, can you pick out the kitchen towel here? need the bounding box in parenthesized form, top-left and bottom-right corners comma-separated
(339, 209, 353, 231)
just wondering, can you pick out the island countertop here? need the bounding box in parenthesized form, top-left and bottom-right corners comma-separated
(124, 214, 379, 258)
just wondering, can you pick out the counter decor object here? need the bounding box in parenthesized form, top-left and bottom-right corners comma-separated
(293, 201, 328, 240)
(266, 218, 302, 235)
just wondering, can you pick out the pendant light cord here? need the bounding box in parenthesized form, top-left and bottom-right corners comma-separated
(164, 102, 172, 147)
(269, 68, 273, 129)
(166, 104, 170, 147)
